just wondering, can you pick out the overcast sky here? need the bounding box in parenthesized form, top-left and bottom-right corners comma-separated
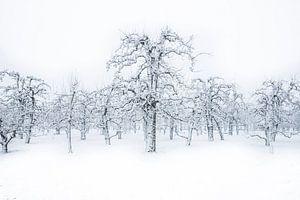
(0, 0, 299, 93)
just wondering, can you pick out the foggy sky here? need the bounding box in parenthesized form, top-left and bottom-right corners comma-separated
(0, 0, 299, 93)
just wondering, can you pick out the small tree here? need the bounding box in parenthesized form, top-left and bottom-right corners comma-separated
(0, 102, 18, 153)
(74, 90, 96, 140)
(225, 85, 244, 135)
(49, 95, 68, 135)
(65, 78, 79, 153)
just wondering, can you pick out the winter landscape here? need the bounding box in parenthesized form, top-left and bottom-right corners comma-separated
(1, 0, 300, 199)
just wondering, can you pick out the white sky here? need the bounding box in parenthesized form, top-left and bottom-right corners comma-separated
(0, 0, 299, 93)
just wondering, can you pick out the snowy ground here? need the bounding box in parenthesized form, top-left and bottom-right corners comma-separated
(1, 131, 300, 200)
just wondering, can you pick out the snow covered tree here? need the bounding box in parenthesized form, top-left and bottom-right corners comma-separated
(225, 85, 244, 135)
(48, 95, 68, 135)
(0, 71, 49, 143)
(23, 76, 49, 143)
(0, 103, 18, 153)
(64, 78, 79, 153)
(286, 78, 300, 131)
(251, 79, 299, 146)
(159, 83, 196, 145)
(239, 102, 255, 134)
(188, 77, 232, 141)
(0, 89, 19, 153)
(107, 28, 196, 152)
(0, 71, 22, 152)
(93, 81, 130, 145)
(0, 70, 27, 139)
(74, 90, 96, 140)
(161, 96, 184, 141)
(35, 100, 52, 135)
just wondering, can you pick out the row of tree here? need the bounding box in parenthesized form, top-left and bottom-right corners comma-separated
(1, 28, 299, 153)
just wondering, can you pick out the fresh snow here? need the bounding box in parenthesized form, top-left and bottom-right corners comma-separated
(1, 131, 300, 200)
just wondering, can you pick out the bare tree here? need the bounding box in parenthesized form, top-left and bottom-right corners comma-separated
(225, 85, 244, 135)
(0, 102, 18, 153)
(107, 28, 196, 152)
(23, 76, 49, 143)
(0, 71, 20, 152)
(251, 79, 298, 146)
(65, 78, 79, 153)
(0, 71, 49, 143)
(188, 77, 231, 141)
(49, 95, 67, 135)
(74, 90, 96, 140)
(94, 85, 121, 145)
(0, 70, 27, 139)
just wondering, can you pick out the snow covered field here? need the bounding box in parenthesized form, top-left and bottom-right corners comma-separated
(1, 131, 300, 200)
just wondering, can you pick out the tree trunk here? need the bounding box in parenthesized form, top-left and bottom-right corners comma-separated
(271, 124, 278, 142)
(81, 119, 87, 140)
(174, 124, 178, 135)
(104, 122, 111, 145)
(19, 114, 25, 139)
(25, 129, 31, 144)
(169, 118, 174, 140)
(133, 122, 137, 134)
(2, 143, 8, 153)
(271, 133, 276, 142)
(235, 121, 239, 135)
(101, 127, 105, 135)
(214, 119, 224, 140)
(26, 92, 35, 144)
(187, 126, 193, 146)
(147, 110, 156, 152)
(207, 116, 214, 141)
(105, 136, 111, 145)
(223, 122, 227, 132)
(68, 120, 73, 153)
(25, 134, 31, 144)
(143, 117, 148, 141)
(207, 125, 213, 141)
(264, 127, 271, 146)
(117, 130, 122, 139)
(228, 120, 233, 135)
(81, 130, 86, 140)
(55, 128, 61, 135)
(67, 89, 76, 153)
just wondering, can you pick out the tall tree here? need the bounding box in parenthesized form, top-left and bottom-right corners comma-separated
(66, 78, 79, 153)
(107, 28, 196, 152)
(23, 76, 49, 143)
